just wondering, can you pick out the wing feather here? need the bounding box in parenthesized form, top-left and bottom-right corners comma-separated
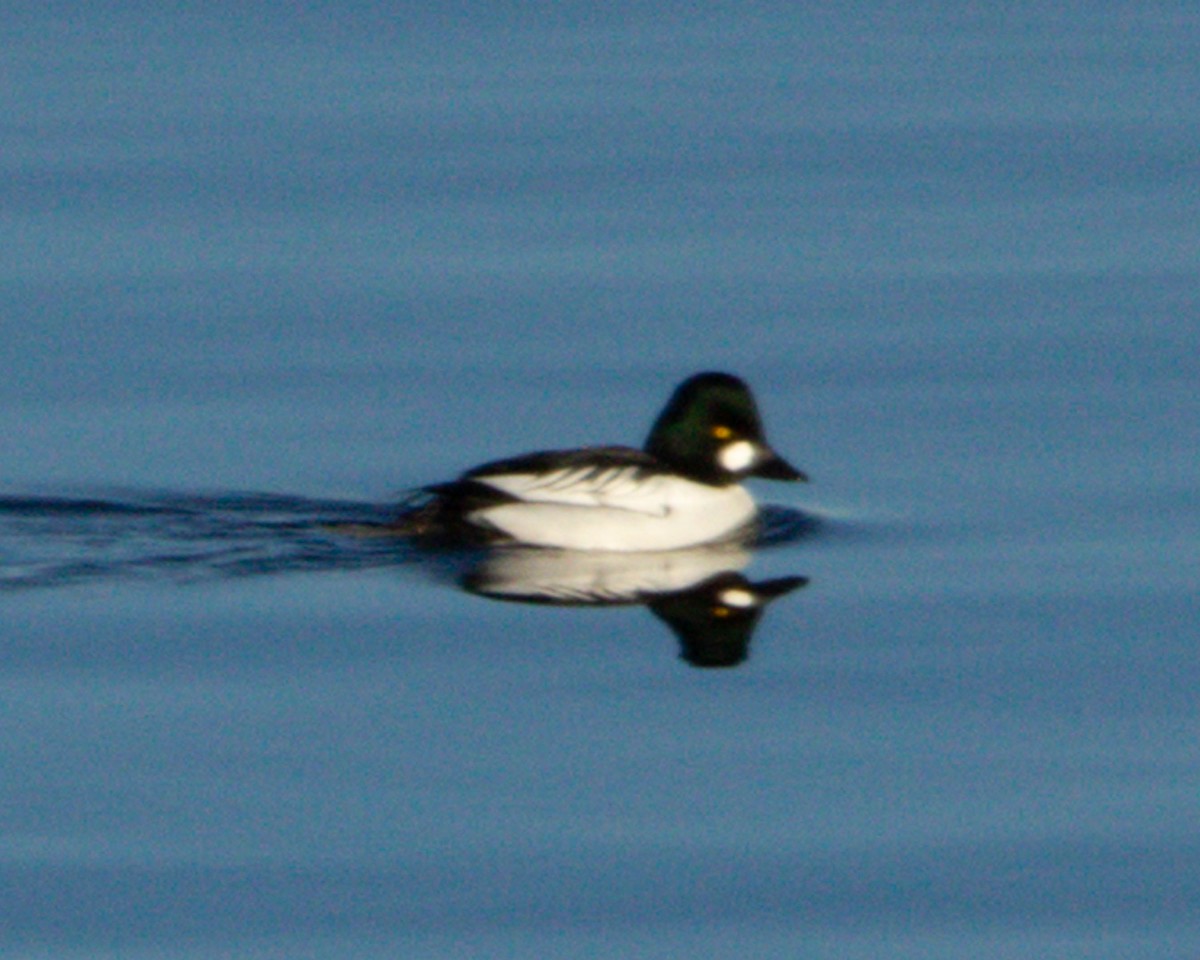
(460, 448, 671, 516)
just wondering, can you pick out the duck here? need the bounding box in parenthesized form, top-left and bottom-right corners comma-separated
(392, 371, 806, 551)
(460, 545, 808, 668)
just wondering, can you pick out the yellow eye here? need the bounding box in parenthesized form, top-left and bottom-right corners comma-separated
(711, 606, 732, 618)
(711, 425, 733, 440)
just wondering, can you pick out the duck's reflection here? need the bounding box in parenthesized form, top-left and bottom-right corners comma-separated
(459, 545, 806, 668)
(0, 494, 809, 667)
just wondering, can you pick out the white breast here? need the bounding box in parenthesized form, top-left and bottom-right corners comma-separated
(469, 470, 758, 551)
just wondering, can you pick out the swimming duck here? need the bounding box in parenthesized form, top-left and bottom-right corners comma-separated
(394, 371, 806, 551)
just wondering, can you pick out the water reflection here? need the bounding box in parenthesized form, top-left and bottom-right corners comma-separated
(0, 494, 811, 667)
(463, 545, 806, 667)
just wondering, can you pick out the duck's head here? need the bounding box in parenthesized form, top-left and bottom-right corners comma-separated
(644, 371, 807, 486)
(649, 571, 809, 668)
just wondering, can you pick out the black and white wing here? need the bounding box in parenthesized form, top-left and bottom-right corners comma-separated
(454, 447, 673, 516)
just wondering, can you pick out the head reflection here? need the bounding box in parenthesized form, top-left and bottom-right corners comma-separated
(459, 545, 806, 669)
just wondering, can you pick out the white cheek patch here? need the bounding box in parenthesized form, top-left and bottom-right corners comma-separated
(718, 440, 757, 473)
(717, 587, 758, 608)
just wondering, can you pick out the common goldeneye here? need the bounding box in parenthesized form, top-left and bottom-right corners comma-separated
(461, 545, 807, 667)
(393, 371, 806, 551)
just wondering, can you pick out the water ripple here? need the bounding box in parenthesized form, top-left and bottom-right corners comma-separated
(0, 493, 820, 591)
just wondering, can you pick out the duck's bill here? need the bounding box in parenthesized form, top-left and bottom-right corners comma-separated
(752, 449, 808, 482)
(750, 575, 809, 598)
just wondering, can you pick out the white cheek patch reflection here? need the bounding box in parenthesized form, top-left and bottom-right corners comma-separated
(717, 587, 758, 608)
(718, 440, 757, 473)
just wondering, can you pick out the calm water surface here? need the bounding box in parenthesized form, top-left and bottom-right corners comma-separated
(3, 4, 1199, 958)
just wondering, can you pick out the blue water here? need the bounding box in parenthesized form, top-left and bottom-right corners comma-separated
(4, 4, 1199, 957)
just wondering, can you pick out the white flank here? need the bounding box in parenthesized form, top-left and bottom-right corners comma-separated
(471, 472, 757, 551)
(471, 544, 754, 603)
